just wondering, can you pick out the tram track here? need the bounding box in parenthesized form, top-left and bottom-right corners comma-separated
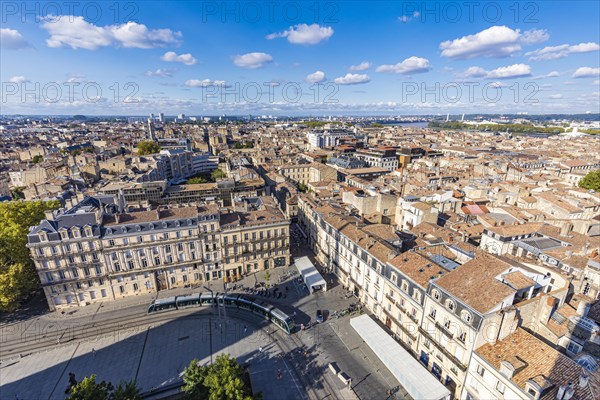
(0, 308, 209, 360)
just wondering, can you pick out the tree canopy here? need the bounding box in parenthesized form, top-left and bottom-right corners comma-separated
(182, 354, 256, 400)
(0, 200, 60, 311)
(578, 170, 600, 192)
(32, 154, 44, 163)
(137, 141, 161, 155)
(66, 375, 142, 400)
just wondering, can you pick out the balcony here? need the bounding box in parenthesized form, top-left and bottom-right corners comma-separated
(435, 322, 454, 339)
(418, 326, 467, 371)
(405, 310, 419, 323)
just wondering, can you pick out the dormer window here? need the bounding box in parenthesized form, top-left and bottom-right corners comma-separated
(525, 380, 542, 400)
(107, 228, 113, 234)
(136, 225, 141, 232)
(432, 289, 441, 301)
(59, 229, 68, 240)
(461, 310, 472, 323)
(401, 280, 409, 292)
(446, 300, 456, 311)
(187, 219, 192, 226)
(85, 227, 93, 237)
(162, 222, 168, 228)
(71, 227, 80, 238)
(121, 227, 127, 234)
(175, 220, 180, 227)
(39, 231, 48, 242)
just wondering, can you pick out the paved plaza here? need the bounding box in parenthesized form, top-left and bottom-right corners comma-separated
(1, 229, 407, 400)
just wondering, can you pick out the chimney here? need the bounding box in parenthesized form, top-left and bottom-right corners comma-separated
(577, 301, 590, 318)
(560, 223, 573, 237)
(156, 207, 161, 220)
(44, 209, 55, 221)
(115, 214, 121, 224)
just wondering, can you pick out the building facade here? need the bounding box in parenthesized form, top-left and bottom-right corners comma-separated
(28, 195, 290, 311)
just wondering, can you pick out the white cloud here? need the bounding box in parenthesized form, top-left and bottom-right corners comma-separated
(185, 79, 227, 87)
(349, 61, 371, 71)
(572, 67, 600, 78)
(526, 42, 600, 61)
(9, 76, 28, 84)
(375, 57, 430, 74)
(485, 64, 532, 79)
(520, 29, 550, 45)
(461, 66, 488, 78)
(266, 24, 333, 45)
(233, 52, 273, 69)
(440, 26, 548, 59)
(333, 73, 370, 85)
(461, 64, 532, 79)
(42, 16, 181, 50)
(146, 68, 175, 77)
(1, 28, 31, 49)
(161, 51, 197, 65)
(549, 94, 563, 99)
(305, 71, 326, 84)
(532, 71, 560, 80)
(398, 10, 421, 23)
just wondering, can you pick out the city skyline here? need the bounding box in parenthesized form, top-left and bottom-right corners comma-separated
(1, 1, 600, 115)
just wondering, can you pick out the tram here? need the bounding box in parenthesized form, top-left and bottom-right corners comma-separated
(147, 292, 295, 334)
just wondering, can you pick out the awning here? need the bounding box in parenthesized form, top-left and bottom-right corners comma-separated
(350, 314, 451, 400)
(294, 256, 327, 293)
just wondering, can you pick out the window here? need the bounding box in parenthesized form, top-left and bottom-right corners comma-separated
(458, 331, 466, 343)
(567, 341, 582, 354)
(476, 364, 485, 377)
(496, 381, 506, 394)
(429, 307, 437, 320)
(446, 300, 455, 311)
(461, 310, 472, 323)
(432, 289, 441, 301)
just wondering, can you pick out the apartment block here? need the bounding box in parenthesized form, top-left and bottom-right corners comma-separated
(27, 195, 290, 311)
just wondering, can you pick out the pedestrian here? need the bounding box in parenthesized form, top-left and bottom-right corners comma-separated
(243, 325, 247, 334)
(259, 346, 263, 353)
(92, 348, 96, 356)
(277, 369, 281, 380)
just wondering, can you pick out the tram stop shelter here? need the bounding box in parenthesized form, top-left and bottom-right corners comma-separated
(350, 314, 451, 400)
(294, 256, 327, 294)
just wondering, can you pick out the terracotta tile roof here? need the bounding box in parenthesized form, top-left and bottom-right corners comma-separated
(475, 328, 594, 400)
(389, 252, 447, 288)
(502, 271, 536, 290)
(434, 252, 516, 314)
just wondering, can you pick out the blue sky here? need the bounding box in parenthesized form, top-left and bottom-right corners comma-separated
(1, 1, 599, 115)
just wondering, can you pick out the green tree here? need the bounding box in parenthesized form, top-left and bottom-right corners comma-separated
(66, 375, 113, 400)
(0, 200, 60, 311)
(186, 176, 209, 184)
(137, 141, 160, 155)
(578, 170, 600, 191)
(182, 359, 209, 399)
(182, 354, 254, 400)
(112, 380, 142, 400)
(211, 169, 227, 180)
(32, 154, 44, 163)
(203, 354, 251, 400)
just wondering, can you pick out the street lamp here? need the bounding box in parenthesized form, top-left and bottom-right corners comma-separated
(203, 285, 219, 319)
